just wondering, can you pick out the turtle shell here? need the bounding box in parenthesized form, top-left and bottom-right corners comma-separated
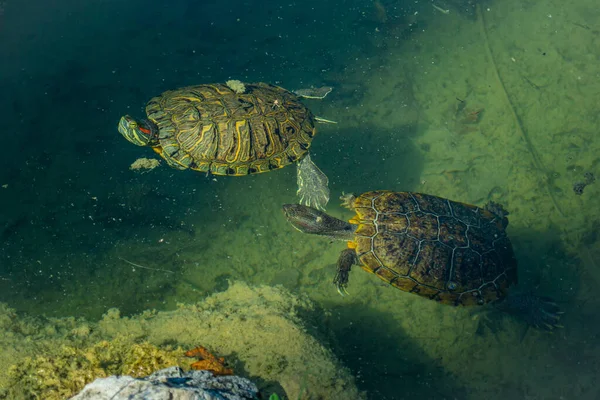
(348, 191, 518, 306)
(146, 83, 315, 176)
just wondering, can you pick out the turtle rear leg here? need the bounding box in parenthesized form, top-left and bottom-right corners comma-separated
(296, 153, 330, 211)
(334, 248, 358, 296)
(500, 291, 563, 331)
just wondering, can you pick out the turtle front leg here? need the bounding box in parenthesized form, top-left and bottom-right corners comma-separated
(334, 248, 358, 296)
(296, 153, 330, 211)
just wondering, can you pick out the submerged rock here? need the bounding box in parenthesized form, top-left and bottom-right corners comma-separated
(70, 366, 258, 400)
(0, 282, 365, 400)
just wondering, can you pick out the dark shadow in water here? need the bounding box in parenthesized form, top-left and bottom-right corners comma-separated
(0, 160, 224, 316)
(321, 303, 467, 399)
(509, 224, 579, 309)
(468, 222, 579, 340)
(571, 225, 600, 336)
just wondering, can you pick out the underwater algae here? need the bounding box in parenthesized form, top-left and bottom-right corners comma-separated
(0, 282, 364, 400)
(5, 336, 185, 400)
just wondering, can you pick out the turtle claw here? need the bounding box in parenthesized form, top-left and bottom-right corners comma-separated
(336, 284, 349, 297)
(537, 300, 563, 331)
(340, 193, 356, 210)
(334, 249, 356, 297)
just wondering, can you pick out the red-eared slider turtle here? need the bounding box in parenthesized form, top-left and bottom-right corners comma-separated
(118, 81, 335, 210)
(283, 190, 562, 330)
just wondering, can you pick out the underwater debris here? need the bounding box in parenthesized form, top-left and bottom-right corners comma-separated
(432, 3, 450, 14)
(293, 86, 333, 99)
(454, 98, 484, 134)
(573, 172, 595, 195)
(185, 345, 234, 376)
(129, 157, 160, 172)
(226, 79, 246, 94)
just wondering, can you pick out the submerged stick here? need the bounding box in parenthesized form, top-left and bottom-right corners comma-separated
(476, 5, 564, 217)
(432, 4, 450, 14)
(119, 257, 175, 274)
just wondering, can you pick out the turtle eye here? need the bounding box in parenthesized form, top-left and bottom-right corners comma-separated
(128, 121, 138, 129)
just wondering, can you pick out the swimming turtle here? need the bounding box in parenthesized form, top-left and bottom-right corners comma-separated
(118, 81, 335, 210)
(283, 190, 562, 330)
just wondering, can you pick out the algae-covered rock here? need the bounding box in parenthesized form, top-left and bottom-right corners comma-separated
(4, 335, 186, 400)
(0, 282, 364, 400)
(96, 282, 365, 399)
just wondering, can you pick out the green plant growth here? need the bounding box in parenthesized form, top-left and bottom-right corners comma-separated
(3, 335, 187, 400)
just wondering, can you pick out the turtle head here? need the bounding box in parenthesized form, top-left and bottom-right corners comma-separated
(118, 115, 158, 147)
(282, 204, 355, 240)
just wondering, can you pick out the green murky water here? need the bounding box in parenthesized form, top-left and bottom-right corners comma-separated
(1, 0, 599, 398)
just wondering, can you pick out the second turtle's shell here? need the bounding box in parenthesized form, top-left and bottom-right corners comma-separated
(349, 191, 518, 306)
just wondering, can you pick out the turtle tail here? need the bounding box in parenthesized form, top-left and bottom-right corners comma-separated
(499, 291, 563, 331)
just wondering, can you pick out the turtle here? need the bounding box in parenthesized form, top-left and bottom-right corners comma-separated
(118, 81, 335, 210)
(283, 190, 562, 330)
